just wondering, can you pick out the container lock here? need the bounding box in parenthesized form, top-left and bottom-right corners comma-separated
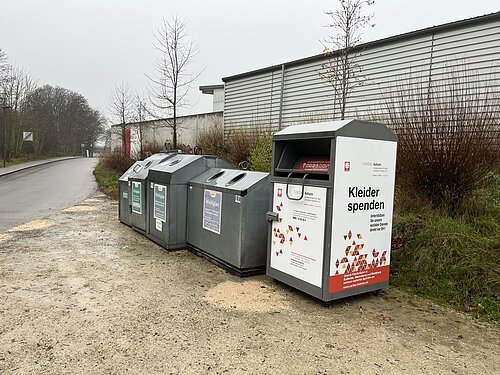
(286, 172, 309, 201)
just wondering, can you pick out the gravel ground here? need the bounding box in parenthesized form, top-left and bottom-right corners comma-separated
(0, 195, 498, 375)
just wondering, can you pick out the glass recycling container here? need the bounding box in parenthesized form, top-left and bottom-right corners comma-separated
(129, 152, 179, 234)
(266, 120, 397, 303)
(119, 160, 146, 227)
(146, 155, 232, 250)
(187, 168, 270, 275)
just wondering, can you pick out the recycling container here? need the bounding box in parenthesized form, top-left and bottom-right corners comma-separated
(129, 152, 179, 234)
(187, 168, 270, 275)
(119, 160, 145, 226)
(147, 155, 233, 250)
(266, 119, 397, 303)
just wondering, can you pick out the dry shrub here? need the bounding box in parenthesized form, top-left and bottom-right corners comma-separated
(224, 130, 259, 165)
(100, 151, 134, 174)
(195, 123, 227, 157)
(386, 69, 500, 214)
(141, 141, 164, 158)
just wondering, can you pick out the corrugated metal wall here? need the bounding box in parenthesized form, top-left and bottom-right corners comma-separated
(223, 14, 500, 135)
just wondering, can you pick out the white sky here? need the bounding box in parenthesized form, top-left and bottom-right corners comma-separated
(0, 0, 498, 123)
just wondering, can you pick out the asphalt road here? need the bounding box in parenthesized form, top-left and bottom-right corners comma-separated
(0, 158, 98, 232)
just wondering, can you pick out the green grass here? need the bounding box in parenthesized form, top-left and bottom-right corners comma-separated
(93, 160, 121, 200)
(4, 153, 77, 167)
(391, 178, 500, 322)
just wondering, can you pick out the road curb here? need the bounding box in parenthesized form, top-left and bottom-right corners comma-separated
(0, 157, 83, 178)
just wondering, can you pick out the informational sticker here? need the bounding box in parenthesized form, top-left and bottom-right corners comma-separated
(131, 181, 142, 214)
(122, 191, 128, 199)
(270, 184, 327, 288)
(235, 195, 241, 204)
(329, 137, 397, 293)
(203, 189, 222, 234)
(155, 218, 162, 232)
(153, 184, 167, 222)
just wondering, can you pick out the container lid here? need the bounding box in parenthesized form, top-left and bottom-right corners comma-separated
(119, 160, 144, 181)
(128, 152, 176, 181)
(273, 119, 397, 142)
(189, 168, 269, 195)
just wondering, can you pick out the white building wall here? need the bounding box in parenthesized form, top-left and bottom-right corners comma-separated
(111, 112, 223, 155)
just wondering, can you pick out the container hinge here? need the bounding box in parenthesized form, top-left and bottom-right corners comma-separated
(266, 211, 279, 222)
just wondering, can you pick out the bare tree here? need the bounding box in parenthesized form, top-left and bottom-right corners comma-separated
(134, 93, 153, 158)
(1, 64, 37, 160)
(0, 48, 9, 87)
(320, 0, 374, 119)
(147, 16, 201, 148)
(109, 82, 133, 156)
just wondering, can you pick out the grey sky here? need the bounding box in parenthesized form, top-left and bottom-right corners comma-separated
(0, 0, 498, 123)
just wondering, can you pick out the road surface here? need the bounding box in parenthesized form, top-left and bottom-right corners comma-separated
(0, 158, 97, 232)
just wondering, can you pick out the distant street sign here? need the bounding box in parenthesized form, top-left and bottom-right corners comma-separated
(23, 132, 33, 142)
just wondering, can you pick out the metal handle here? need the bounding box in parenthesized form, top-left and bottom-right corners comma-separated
(286, 172, 309, 201)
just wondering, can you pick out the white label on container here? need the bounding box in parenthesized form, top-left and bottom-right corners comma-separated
(131, 181, 142, 214)
(235, 195, 241, 203)
(203, 189, 222, 235)
(153, 184, 167, 222)
(156, 218, 162, 232)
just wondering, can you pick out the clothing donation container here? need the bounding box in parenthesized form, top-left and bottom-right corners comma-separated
(266, 120, 397, 303)
(129, 152, 179, 234)
(146, 155, 232, 250)
(187, 168, 270, 275)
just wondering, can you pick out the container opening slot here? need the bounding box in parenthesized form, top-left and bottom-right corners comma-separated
(225, 173, 246, 186)
(207, 171, 225, 182)
(132, 164, 142, 173)
(159, 154, 177, 164)
(168, 159, 182, 166)
(144, 161, 152, 169)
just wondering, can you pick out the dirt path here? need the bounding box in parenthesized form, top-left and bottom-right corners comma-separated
(0, 196, 498, 375)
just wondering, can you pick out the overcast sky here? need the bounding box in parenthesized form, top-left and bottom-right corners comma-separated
(0, 0, 498, 123)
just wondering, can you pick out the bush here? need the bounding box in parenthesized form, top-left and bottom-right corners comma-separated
(249, 133, 273, 172)
(225, 130, 259, 166)
(194, 124, 226, 157)
(100, 151, 134, 174)
(386, 69, 500, 214)
(141, 141, 164, 158)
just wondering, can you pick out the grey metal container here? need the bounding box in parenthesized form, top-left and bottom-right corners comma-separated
(119, 160, 145, 226)
(129, 152, 179, 234)
(266, 119, 397, 304)
(187, 168, 270, 275)
(147, 155, 233, 250)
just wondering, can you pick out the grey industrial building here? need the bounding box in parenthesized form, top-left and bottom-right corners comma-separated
(221, 12, 500, 134)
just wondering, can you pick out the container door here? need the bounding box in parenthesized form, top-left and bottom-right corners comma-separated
(269, 182, 327, 288)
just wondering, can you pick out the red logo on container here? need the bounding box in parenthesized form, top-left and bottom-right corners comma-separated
(344, 161, 351, 172)
(278, 188, 282, 197)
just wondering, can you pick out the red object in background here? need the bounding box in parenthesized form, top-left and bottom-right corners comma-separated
(122, 128, 131, 158)
(299, 159, 330, 172)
